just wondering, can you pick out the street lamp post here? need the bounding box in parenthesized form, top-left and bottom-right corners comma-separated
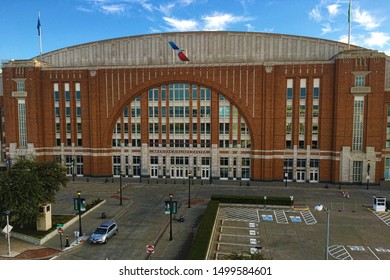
(5, 210, 11, 256)
(119, 172, 123, 206)
(139, 159, 142, 183)
(188, 172, 192, 208)
(366, 161, 371, 190)
(284, 166, 288, 188)
(314, 204, 330, 260)
(169, 193, 173, 241)
(72, 157, 75, 182)
(77, 191, 83, 236)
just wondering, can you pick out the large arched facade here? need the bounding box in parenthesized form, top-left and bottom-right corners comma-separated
(109, 82, 252, 180)
(2, 31, 390, 184)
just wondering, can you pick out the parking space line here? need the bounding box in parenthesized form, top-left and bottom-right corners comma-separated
(367, 247, 381, 260)
(274, 210, 288, 224)
(219, 207, 259, 222)
(300, 210, 317, 225)
(217, 242, 259, 247)
(328, 245, 353, 260)
(374, 212, 390, 226)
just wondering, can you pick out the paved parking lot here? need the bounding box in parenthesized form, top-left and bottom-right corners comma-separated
(1, 178, 390, 260)
(209, 203, 390, 260)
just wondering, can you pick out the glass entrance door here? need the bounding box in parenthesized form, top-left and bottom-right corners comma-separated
(309, 169, 319, 183)
(201, 167, 210, 179)
(296, 171, 306, 182)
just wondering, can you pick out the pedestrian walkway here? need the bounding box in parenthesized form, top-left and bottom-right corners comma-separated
(374, 211, 390, 226)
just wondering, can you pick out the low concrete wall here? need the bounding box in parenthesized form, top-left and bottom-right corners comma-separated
(9, 200, 106, 245)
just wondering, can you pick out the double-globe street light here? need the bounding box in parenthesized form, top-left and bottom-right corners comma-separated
(314, 204, 330, 260)
(169, 193, 173, 241)
(5, 210, 11, 255)
(77, 191, 83, 237)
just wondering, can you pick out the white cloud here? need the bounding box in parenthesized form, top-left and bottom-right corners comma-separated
(163, 17, 199, 31)
(178, 0, 194, 5)
(100, 4, 126, 14)
(78, 0, 155, 14)
(321, 23, 333, 35)
(327, 4, 340, 17)
(141, 2, 153, 12)
(309, 6, 322, 22)
(353, 7, 380, 30)
(363, 32, 390, 48)
(202, 12, 251, 31)
(157, 3, 175, 16)
(245, 23, 255, 32)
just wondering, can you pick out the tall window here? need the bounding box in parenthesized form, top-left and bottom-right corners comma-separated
(355, 76, 365, 87)
(353, 161, 363, 183)
(352, 97, 364, 150)
(242, 158, 250, 179)
(286, 79, 293, 149)
(17, 81, 25, 91)
(298, 79, 306, 149)
(385, 158, 390, 180)
(386, 106, 390, 148)
(18, 100, 27, 147)
(312, 78, 320, 149)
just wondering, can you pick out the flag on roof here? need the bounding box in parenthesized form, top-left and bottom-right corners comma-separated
(37, 13, 41, 36)
(348, 0, 351, 23)
(168, 41, 190, 62)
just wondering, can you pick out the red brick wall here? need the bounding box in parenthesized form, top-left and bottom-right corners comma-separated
(2, 53, 389, 182)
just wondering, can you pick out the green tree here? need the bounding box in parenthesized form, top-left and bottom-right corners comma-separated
(0, 158, 68, 226)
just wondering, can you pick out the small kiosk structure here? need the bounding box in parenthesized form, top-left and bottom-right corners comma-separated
(373, 196, 386, 212)
(36, 203, 52, 231)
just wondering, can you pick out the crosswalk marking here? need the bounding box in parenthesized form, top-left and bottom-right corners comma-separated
(300, 210, 317, 225)
(328, 245, 353, 260)
(274, 210, 288, 224)
(219, 207, 259, 222)
(374, 212, 390, 226)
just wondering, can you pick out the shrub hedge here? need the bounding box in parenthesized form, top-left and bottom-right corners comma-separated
(210, 194, 294, 206)
(187, 200, 219, 260)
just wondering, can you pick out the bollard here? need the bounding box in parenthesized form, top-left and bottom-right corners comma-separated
(65, 235, 70, 247)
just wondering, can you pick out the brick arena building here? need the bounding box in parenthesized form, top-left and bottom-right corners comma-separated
(1, 31, 390, 184)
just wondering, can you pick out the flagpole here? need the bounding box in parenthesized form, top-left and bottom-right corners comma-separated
(348, 0, 352, 50)
(38, 11, 43, 60)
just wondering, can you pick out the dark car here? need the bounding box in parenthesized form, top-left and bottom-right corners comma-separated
(89, 221, 118, 244)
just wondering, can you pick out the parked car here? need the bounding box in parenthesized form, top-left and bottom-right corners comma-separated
(89, 221, 118, 244)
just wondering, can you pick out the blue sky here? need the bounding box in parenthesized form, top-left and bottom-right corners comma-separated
(1, 0, 389, 60)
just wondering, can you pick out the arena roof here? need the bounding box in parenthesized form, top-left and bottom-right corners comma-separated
(37, 31, 364, 68)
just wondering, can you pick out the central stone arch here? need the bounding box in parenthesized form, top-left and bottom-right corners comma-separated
(104, 73, 257, 149)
